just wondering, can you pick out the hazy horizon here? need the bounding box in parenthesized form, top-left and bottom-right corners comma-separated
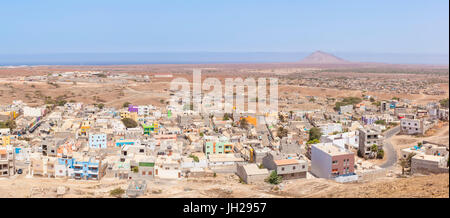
(0, 51, 448, 66)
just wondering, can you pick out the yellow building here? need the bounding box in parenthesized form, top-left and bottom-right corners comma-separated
(120, 111, 131, 119)
(0, 111, 18, 121)
(80, 121, 92, 136)
(1, 136, 11, 147)
(241, 116, 257, 126)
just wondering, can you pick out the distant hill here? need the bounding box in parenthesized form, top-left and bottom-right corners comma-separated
(299, 51, 350, 64)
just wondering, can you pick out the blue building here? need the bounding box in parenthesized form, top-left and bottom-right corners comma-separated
(89, 133, 107, 149)
(115, 139, 137, 147)
(73, 157, 102, 180)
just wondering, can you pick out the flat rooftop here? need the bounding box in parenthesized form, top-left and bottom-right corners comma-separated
(313, 143, 353, 156)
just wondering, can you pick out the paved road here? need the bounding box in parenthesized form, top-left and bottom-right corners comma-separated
(380, 126, 400, 169)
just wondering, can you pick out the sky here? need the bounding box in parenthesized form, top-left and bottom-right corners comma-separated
(0, 0, 448, 64)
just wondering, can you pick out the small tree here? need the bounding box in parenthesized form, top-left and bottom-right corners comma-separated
(123, 102, 131, 108)
(277, 127, 288, 138)
(371, 144, 378, 153)
(309, 127, 322, 141)
(278, 114, 285, 122)
(377, 149, 384, 159)
(399, 158, 408, 175)
(265, 171, 282, 185)
(240, 118, 249, 129)
(406, 153, 416, 168)
(223, 113, 230, 121)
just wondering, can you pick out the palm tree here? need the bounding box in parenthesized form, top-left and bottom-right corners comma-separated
(399, 158, 408, 175)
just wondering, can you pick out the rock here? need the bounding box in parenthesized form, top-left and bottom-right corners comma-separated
(57, 186, 66, 195)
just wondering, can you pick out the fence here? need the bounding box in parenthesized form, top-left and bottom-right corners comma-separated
(358, 168, 388, 182)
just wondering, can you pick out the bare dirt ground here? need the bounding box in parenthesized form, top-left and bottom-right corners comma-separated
(390, 122, 449, 160)
(1, 172, 447, 198)
(0, 63, 448, 108)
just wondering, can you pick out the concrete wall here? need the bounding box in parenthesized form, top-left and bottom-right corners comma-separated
(358, 169, 387, 182)
(411, 157, 449, 175)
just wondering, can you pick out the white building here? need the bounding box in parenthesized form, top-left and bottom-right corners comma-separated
(400, 118, 435, 135)
(23, 106, 44, 117)
(320, 131, 359, 149)
(154, 155, 182, 180)
(320, 123, 343, 135)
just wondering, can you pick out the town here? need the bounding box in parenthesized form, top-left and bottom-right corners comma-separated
(0, 61, 448, 198)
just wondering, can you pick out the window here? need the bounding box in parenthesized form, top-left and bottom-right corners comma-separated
(332, 160, 338, 165)
(281, 167, 285, 171)
(302, 165, 305, 169)
(293, 166, 296, 170)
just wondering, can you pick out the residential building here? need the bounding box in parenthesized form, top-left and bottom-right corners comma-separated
(400, 118, 435, 135)
(311, 143, 357, 182)
(89, 133, 107, 149)
(0, 148, 14, 177)
(204, 141, 234, 157)
(72, 156, 106, 180)
(236, 163, 269, 184)
(358, 127, 383, 156)
(262, 152, 308, 180)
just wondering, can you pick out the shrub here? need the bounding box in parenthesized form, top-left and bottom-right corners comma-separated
(375, 120, 386, 125)
(277, 127, 288, 138)
(265, 171, 282, 185)
(189, 154, 199, 162)
(334, 97, 362, 111)
(306, 139, 320, 145)
(121, 118, 138, 128)
(97, 103, 105, 109)
(240, 118, 249, 129)
(440, 98, 449, 108)
(123, 102, 131, 108)
(110, 188, 125, 198)
(377, 149, 384, 159)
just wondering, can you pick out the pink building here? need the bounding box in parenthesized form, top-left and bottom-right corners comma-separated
(311, 143, 356, 180)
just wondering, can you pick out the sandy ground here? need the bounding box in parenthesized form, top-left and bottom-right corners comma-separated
(1, 172, 447, 198)
(1, 79, 446, 110)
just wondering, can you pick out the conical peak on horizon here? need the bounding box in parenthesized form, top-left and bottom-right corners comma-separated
(299, 50, 350, 64)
